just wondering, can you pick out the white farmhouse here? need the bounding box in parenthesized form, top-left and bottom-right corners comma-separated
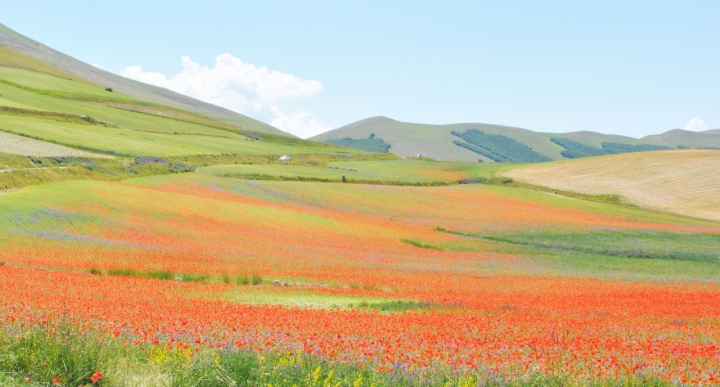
(279, 155, 291, 162)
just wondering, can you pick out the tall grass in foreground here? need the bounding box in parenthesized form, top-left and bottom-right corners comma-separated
(0, 322, 673, 387)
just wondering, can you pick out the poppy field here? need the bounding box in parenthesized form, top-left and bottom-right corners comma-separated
(1, 170, 720, 386)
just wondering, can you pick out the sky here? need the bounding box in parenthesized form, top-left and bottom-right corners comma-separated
(3, 1, 718, 138)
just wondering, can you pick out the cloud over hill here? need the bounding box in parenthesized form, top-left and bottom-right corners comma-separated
(121, 54, 329, 137)
(685, 118, 708, 132)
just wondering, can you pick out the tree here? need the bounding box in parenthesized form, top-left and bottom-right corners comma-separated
(369, 133, 375, 139)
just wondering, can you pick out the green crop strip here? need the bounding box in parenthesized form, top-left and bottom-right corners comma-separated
(436, 226, 720, 263)
(0, 77, 266, 138)
(0, 152, 194, 191)
(220, 173, 456, 186)
(0, 106, 119, 128)
(91, 267, 264, 285)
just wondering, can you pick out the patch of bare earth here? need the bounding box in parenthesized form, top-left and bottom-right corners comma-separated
(502, 149, 720, 221)
(0, 130, 111, 158)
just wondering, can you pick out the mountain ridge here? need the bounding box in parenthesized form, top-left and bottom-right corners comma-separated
(312, 117, 720, 162)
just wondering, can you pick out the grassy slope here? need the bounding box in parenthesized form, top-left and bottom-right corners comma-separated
(0, 45, 101, 88)
(503, 149, 720, 221)
(0, 131, 111, 158)
(311, 116, 565, 162)
(0, 68, 355, 157)
(0, 25, 286, 135)
(199, 159, 519, 183)
(640, 129, 720, 148)
(313, 117, 720, 162)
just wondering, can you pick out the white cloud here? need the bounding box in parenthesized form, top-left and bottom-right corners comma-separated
(269, 106, 332, 139)
(92, 64, 105, 70)
(120, 54, 329, 137)
(685, 118, 708, 132)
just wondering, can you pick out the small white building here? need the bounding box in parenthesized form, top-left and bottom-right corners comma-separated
(279, 155, 291, 162)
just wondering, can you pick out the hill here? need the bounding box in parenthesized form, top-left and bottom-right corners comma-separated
(0, 25, 375, 191)
(0, 22, 285, 135)
(312, 116, 720, 162)
(502, 149, 720, 221)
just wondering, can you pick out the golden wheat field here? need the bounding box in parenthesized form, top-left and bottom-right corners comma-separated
(503, 149, 720, 221)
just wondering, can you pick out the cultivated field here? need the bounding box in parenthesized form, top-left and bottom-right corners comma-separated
(198, 159, 519, 184)
(2, 171, 720, 385)
(0, 131, 110, 158)
(503, 149, 720, 221)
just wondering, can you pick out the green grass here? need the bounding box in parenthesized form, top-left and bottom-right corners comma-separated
(0, 68, 348, 157)
(0, 322, 674, 387)
(0, 152, 195, 191)
(199, 159, 522, 185)
(222, 287, 429, 310)
(0, 45, 101, 87)
(0, 115, 345, 157)
(0, 67, 127, 99)
(436, 226, 720, 280)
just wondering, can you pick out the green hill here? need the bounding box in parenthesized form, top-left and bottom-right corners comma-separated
(0, 26, 374, 191)
(312, 116, 720, 162)
(0, 23, 285, 136)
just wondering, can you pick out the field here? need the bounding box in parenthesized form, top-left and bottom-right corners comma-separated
(2, 169, 720, 386)
(503, 149, 720, 222)
(0, 66, 355, 158)
(198, 159, 519, 184)
(3, 39, 720, 386)
(0, 131, 111, 158)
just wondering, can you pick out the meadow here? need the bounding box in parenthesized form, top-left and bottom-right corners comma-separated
(2, 52, 720, 386)
(2, 170, 720, 386)
(197, 159, 518, 184)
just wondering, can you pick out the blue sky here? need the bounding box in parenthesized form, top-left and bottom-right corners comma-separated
(3, 1, 718, 138)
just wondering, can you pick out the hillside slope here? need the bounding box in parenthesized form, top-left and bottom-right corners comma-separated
(311, 117, 567, 162)
(313, 116, 720, 162)
(502, 149, 720, 221)
(0, 22, 285, 135)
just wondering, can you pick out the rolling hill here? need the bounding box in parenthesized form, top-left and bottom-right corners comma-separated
(0, 22, 285, 135)
(312, 116, 720, 162)
(0, 24, 374, 192)
(502, 149, 720, 221)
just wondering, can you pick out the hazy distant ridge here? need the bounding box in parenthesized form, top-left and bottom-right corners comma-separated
(312, 116, 720, 162)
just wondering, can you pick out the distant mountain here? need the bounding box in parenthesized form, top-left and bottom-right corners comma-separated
(311, 117, 720, 162)
(0, 23, 286, 136)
